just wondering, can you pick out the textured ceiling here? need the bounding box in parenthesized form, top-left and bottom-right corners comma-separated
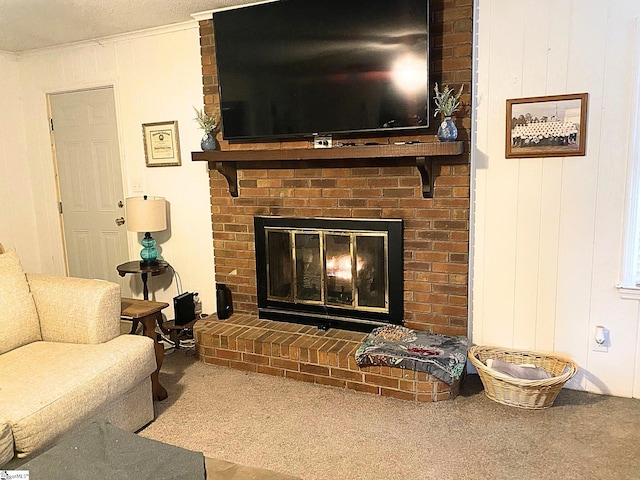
(0, 0, 261, 53)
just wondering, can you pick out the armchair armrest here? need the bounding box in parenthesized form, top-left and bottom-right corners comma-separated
(27, 274, 121, 344)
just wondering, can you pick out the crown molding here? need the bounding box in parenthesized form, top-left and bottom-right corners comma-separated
(16, 21, 198, 57)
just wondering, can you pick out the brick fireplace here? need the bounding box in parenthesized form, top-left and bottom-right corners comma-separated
(193, 0, 472, 401)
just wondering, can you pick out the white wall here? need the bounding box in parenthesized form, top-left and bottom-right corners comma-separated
(473, 0, 640, 397)
(8, 24, 217, 317)
(0, 52, 40, 271)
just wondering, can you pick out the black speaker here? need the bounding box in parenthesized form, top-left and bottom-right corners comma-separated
(216, 284, 233, 320)
(174, 292, 196, 326)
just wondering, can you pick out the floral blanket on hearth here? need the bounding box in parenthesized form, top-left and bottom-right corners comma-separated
(355, 325, 469, 385)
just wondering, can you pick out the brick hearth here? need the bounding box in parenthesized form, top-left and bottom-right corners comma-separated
(194, 314, 461, 402)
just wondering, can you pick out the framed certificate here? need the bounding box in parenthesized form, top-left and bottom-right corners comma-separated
(142, 121, 181, 167)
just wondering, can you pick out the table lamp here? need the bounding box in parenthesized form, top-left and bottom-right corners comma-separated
(126, 195, 167, 265)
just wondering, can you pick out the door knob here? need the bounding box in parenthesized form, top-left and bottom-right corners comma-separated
(118, 200, 124, 208)
(115, 217, 125, 226)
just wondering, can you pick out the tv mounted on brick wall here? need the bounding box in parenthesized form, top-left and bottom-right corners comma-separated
(213, 0, 430, 141)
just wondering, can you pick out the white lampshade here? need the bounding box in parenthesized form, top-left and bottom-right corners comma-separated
(126, 196, 167, 233)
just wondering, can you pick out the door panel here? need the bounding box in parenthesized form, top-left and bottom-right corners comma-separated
(50, 87, 130, 294)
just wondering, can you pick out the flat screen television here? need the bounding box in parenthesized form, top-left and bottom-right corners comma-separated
(213, 0, 430, 141)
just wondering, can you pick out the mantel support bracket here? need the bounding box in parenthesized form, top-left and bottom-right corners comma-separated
(415, 156, 434, 198)
(213, 161, 238, 197)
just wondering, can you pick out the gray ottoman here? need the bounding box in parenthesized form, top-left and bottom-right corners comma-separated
(19, 421, 301, 480)
(21, 421, 204, 479)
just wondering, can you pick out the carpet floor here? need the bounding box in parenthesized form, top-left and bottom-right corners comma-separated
(138, 348, 640, 480)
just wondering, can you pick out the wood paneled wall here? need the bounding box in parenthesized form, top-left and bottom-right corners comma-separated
(473, 0, 640, 397)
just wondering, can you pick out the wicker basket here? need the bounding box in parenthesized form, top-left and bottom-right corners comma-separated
(468, 346, 579, 410)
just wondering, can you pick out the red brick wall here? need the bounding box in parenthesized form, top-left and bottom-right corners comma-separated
(198, 0, 472, 336)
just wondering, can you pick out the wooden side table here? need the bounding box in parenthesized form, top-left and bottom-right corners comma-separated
(117, 260, 169, 334)
(117, 260, 169, 300)
(121, 297, 169, 401)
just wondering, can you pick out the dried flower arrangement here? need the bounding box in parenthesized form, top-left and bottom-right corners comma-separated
(433, 83, 464, 117)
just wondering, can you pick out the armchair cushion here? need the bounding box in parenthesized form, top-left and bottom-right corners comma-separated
(0, 335, 155, 458)
(0, 249, 41, 354)
(27, 274, 120, 344)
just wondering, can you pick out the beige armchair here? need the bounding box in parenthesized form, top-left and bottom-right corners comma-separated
(0, 247, 157, 466)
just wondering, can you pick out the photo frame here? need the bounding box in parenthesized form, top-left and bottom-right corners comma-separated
(142, 121, 181, 167)
(506, 93, 588, 158)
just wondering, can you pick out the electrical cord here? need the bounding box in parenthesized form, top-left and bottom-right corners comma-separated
(156, 313, 208, 353)
(165, 262, 183, 296)
(159, 333, 195, 346)
(158, 332, 195, 356)
(165, 262, 202, 315)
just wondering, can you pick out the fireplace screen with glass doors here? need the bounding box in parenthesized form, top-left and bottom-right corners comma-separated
(254, 217, 403, 332)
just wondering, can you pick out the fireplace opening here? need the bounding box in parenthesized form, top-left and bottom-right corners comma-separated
(255, 217, 403, 332)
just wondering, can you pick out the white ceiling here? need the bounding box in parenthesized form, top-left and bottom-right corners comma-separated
(0, 0, 261, 53)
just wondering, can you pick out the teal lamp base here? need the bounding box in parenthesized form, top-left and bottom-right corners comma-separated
(140, 232, 159, 266)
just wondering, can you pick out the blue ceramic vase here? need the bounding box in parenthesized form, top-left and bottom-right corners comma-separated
(201, 132, 217, 151)
(437, 117, 458, 142)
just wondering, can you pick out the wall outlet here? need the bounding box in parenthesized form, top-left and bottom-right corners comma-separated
(313, 135, 332, 149)
(193, 292, 202, 316)
(592, 326, 609, 353)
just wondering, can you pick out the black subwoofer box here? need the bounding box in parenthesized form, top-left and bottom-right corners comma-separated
(174, 292, 196, 326)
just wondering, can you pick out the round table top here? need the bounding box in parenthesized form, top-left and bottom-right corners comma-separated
(116, 260, 169, 276)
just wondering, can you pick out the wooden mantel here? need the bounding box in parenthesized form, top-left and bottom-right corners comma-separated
(192, 142, 464, 198)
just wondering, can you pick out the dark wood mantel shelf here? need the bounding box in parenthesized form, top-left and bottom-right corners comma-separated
(192, 141, 464, 198)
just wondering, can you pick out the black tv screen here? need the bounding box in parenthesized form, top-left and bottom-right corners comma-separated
(213, 0, 430, 141)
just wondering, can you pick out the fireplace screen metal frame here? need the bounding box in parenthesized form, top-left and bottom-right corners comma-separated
(265, 228, 389, 311)
(255, 216, 403, 331)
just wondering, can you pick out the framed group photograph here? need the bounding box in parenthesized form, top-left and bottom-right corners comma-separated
(506, 93, 588, 158)
(142, 121, 181, 167)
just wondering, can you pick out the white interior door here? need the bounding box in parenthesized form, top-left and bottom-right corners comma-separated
(50, 87, 130, 293)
